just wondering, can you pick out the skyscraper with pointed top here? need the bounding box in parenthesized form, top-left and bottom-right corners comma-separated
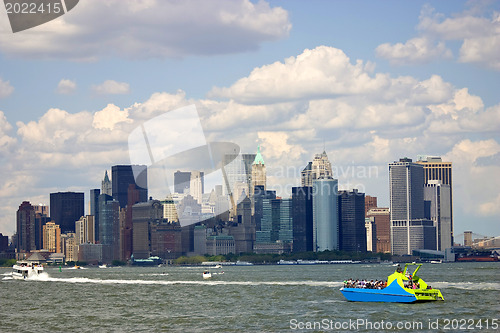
(301, 150, 333, 187)
(251, 145, 266, 197)
(101, 170, 112, 196)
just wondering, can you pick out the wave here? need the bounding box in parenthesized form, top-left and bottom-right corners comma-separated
(18, 274, 343, 287)
(432, 281, 500, 290)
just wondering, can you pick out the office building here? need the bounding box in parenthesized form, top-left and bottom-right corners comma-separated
(50, 192, 84, 233)
(256, 198, 281, 243)
(99, 194, 120, 261)
(292, 186, 313, 253)
(174, 171, 191, 194)
(132, 199, 163, 259)
(101, 170, 112, 196)
(229, 196, 255, 254)
(189, 170, 204, 204)
(339, 190, 366, 252)
(90, 189, 100, 241)
(251, 145, 266, 197)
(42, 221, 61, 253)
(278, 198, 293, 242)
(301, 151, 333, 187)
(424, 181, 452, 251)
(312, 178, 339, 251)
(222, 153, 256, 198)
(389, 158, 435, 255)
(253, 185, 276, 231)
(16, 201, 36, 253)
(365, 195, 378, 216)
(112, 165, 148, 209)
(75, 215, 95, 245)
(366, 208, 391, 253)
(365, 218, 376, 252)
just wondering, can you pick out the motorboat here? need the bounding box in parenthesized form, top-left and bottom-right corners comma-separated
(340, 263, 444, 303)
(99, 264, 107, 268)
(12, 261, 44, 280)
(202, 271, 212, 279)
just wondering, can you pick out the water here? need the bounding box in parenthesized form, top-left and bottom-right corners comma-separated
(1, 262, 499, 332)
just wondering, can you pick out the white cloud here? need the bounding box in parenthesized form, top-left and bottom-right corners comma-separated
(0, 78, 14, 98)
(92, 80, 130, 95)
(210, 46, 390, 103)
(375, 37, 452, 65)
(376, 5, 500, 69)
(0, 0, 291, 60)
(56, 79, 77, 94)
(93, 104, 132, 130)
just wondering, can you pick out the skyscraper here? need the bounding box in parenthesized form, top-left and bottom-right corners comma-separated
(99, 194, 120, 261)
(367, 207, 391, 253)
(50, 192, 84, 234)
(253, 185, 276, 231)
(174, 171, 191, 194)
(112, 165, 148, 209)
(251, 145, 266, 197)
(75, 215, 95, 245)
(222, 153, 256, 197)
(256, 198, 281, 243)
(339, 190, 366, 252)
(301, 151, 333, 187)
(292, 186, 313, 253)
(278, 198, 293, 242)
(417, 156, 453, 250)
(189, 170, 204, 204)
(101, 170, 112, 196)
(90, 189, 100, 241)
(16, 201, 35, 253)
(389, 158, 436, 255)
(42, 221, 61, 253)
(312, 178, 339, 251)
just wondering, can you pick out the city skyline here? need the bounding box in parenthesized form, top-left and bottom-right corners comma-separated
(0, 1, 499, 238)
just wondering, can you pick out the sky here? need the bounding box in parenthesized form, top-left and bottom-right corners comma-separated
(0, 0, 499, 241)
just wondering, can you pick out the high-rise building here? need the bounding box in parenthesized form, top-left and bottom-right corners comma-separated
(16, 201, 35, 253)
(292, 186, 313, 253)
(312, 178, 339, 251)
(174, 171, 191, 194)
(424, 181, 452, 251)
(222, 153, 256, 198)
(417, 156, 453, 249)
(389, 158, 435, 255)
(253, 185, 276, 231)
(75, 215, 95, 245)
(50, 192, 84, 233)
(365, 218, 376, 252)
(229, 196, 255, 254)
(301, 151, 333, 187)
(42, 221, 61, 253)
(101, 170, 112, 196)
(190, 170, 204, 204)
(61, 233, 77, 262)
(90, 189, 100, 241)
(98, 194, 120, 261)
(112, 165, 148, 209)
(364, 195, 378, 216)
(339, 190, 366, 252)
(34, 209, 50, 250)
(251, 145, 266, 197)
(367, 207, 391, 253)
(132, 199, 163, 259)
(278, 198, 293, 242)
(256, 198, 281, 243)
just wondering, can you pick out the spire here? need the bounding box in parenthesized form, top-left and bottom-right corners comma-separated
(104, 170, 110, 182)
(253, 145, 265, 165)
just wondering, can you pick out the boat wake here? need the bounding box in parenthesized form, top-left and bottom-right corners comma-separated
(10, 274, 343, 287)
(432, 281, 500, 290)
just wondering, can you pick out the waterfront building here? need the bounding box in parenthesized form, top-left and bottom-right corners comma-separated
(16, 201, 36, 253)
(99, 194, 120, 262)
(366, 207, 391, 253)
(132, 199, 163, 259)
(193, 225, 208, 255)
(365, 218, 376, 252)
(424, 181, 452, 251)
(50, 192, 84, 233)
(75, 215, 95, 245)
(206, 235, 235, 255)
(43, 221, 61, 253)
(312, 178, 339, 251)
(389, 158, 436, 255)
(339, 189, 366, 252)
(417, 156, 453, 249)
(292, 186, 313, 253)
(90, 189, 100, 241)
(112, 165, 148, 208)
(150, 221, 182, 259)
(61, 233, 77, 262)
(301, 151, 333, 187)
(229, 196, 255, 254)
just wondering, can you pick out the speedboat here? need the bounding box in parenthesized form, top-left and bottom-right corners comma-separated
(340, 263, 444, 303)
(202, 271, 212, 279)
(99, 264, 107, 268)
(12, 261, 44, 280)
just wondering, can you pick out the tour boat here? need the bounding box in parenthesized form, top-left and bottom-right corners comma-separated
(12, 261, 44, 280)
(340, 263, 444, 303)
(202, 271, 212, 279)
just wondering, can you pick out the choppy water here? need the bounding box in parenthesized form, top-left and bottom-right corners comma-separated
(1, 262, 499, 332)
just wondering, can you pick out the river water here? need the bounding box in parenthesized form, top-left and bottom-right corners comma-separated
(1, 262, 499, 332)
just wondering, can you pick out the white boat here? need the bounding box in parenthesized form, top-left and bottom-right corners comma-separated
(12, 261, 44, 280)
(235, 261, 254, 266)
(202, 271, 212, 279)
(430, 260, 442, 264)
(99, 264, 107, 268)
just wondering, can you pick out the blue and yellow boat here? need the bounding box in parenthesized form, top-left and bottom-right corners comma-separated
(340, 263, 444, 303)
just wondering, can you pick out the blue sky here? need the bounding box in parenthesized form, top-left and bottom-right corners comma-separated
(0, 0, 499, 240)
